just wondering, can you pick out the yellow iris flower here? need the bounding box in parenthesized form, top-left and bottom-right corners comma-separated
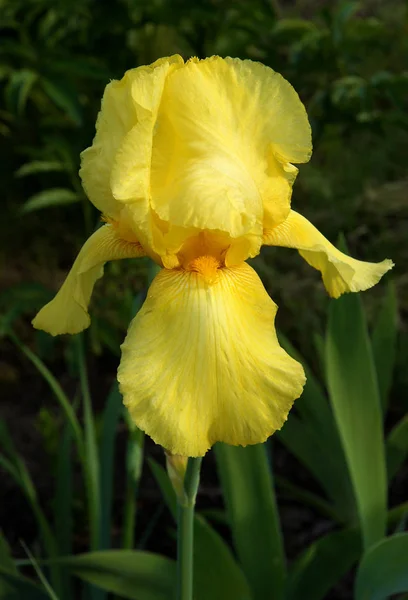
(33, 55, 393, 457)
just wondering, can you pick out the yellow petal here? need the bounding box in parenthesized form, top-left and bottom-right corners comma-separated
(150, 56, 311, 238)
(118, 262, 305, 457)
(32, 225, 145, 335)
(110, 56, 184, 202)
(80, 71, 140, 219)
(263, 211, 394, 298)
(262, 161, 299, 230)
(80, 55, 184, 220)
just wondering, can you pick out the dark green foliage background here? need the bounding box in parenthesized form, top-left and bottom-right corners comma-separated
(1, 0, 407, 361)
(1, 0, 407, 349)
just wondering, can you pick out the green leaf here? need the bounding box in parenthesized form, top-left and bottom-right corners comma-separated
(50, 551, 176, 600)
(355, 533, 408, 600)
(15, 161, 66, 178)
(335, 0, 361, 26)
(20, 541, 59, 600)
(0, 566, 48, 600)
(54, 423, 73, 600)
(277, 415, 354, 521)
(47, 58, 111, 80)
(193, 514, 252, 600)
(275, 476, 340, 521)
(286, 528, 361, 600)
(149, 458, 252, 600)
(76, 337, 104, 600)
(199, 508, 229, 527)
(0, 423, 58, 562)
(332, 1, 361, 45)
(386, 414, 408, 482)
(9, 333, 83, 450)
(0, 66, 11, 81)
(331, 76, 366, 107)
(0, 283, 53, 338)
(272, 18, 317, 38)
(99, 381, 123, 550)
(54, 425, 73, 556)
(20, 188, 80, 213)
(371, 283, 398, 412)
(76, 336, 100, 552)
(0, 532, 17, 574)
(5, 69, 38, 114)
(326, 255, 387, 548)
(0, 437, 60, 593)
(215, 442, 284, 600)
(275, 337, 354, 521)
(41, 77, 82, 125)
(388, 503, 408, 529)
(0, 307, 20, 338)
(122, 410, 145, 550)
(312, 331, 326, 380)
(0, 282, 52, 314)
(54, 425, 73, 600)
(0, 420, 19, 462)
(148, 457, 177, 518)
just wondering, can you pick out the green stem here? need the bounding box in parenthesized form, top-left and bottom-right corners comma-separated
(176, 457, 202, 600)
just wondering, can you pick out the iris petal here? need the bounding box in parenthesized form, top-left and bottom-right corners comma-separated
(263, 210, 393, 298)
(80, 55, 184, 221)
(150, 56, 312, 240)
(118, 262, 305, 456)
(32, 225, 145, 335)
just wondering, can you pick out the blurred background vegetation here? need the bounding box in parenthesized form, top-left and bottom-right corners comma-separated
(0, 0, 407, 598)
(1, 0, 407, 356)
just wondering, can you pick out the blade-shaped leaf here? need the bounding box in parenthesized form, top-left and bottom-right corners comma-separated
(278, 334, 355, 521)
(54, 425, 73, 556)
(326, 284, 386, 549)
(215, 442, 284, 600)
(277, 415, 354, 521)
(41, 77, 82, 125)
(0, 422, 59, 578)
(20, 541, 59, 600)
(0, 532, 17, 574)
(275, 476, 340, 520)
(122, 409, 145, 550)
(20, 188, 80, 213)
(193, 514, 252, 600)
(76, 336, 103, 600)
(54, 425, 73, 600)
(45, 58, 111, 80)
(355, 533, 408, 600)
(286, 528, 361, 600)
(5, 69, 38, 114)
(148, 458, 177, 518)
(386, 414, 408, 481)
(371, 283, 398, 412)
(99, 381, 122, 550)
(76, 335, 100, 552)
(15, 161, 66, 177)
(0, 566, 48, 600)
(9, 332, 83, 450)
(50, 551, 175, 600)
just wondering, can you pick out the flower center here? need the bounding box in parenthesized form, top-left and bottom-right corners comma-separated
(186, 255, 221, 283)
